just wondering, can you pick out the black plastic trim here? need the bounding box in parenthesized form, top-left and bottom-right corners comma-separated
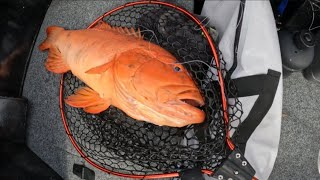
(213, 148, 255, 180)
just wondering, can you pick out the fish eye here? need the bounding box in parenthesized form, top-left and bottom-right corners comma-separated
(174, 66, 181, 72)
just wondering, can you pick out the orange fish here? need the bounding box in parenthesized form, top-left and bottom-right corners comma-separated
(39, 21, 205, 127)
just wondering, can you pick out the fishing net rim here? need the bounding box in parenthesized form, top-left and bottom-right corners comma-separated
(59, 0, 233, 179)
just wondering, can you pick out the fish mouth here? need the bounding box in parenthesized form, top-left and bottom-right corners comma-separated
(176, 90, 205, 107)
(156, 89, 205, 126)
(180, 99, 203, 107)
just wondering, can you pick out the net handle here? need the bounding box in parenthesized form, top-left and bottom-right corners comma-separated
(59, 0, 255, 179)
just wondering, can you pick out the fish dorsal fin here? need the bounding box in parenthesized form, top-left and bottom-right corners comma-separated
(114, 26, 142, 39)
(92, 21, 143, 39)
(92, 21, 113, 31)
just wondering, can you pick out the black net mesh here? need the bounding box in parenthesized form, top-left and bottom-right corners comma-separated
(62, 4, 243, 175)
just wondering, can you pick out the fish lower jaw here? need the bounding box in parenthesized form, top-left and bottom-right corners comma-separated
(139, 110, 205, 128)
(116, 94, 205, 127)
(137, 101, 205, 127)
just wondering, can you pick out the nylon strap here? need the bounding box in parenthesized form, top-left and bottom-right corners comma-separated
(232, 69, 281, 153)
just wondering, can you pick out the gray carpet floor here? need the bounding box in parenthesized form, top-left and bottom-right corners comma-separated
(22, 0, 320, 180)
(269, 72, 320, 180)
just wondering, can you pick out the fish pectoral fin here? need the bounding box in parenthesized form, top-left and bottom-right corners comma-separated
(85, 59, 114, 74)
(64, 86, 111, 114)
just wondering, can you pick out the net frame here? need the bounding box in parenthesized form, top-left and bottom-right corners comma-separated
(59, 0, 237, 179)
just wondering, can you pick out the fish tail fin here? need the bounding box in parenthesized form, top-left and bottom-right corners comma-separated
(39, 26, 64, 50)
(65, 87, 111, 114)
(39, 26, 69, 74)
